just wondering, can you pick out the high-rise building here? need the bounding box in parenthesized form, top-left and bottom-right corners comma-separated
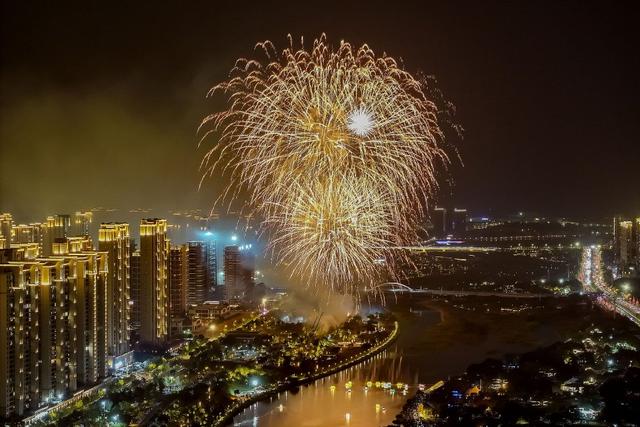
(98, 223, 131, 358)
(0, 213, 13, 249)
(451, 208, 468, 237)
(431, 207, 447, 239)
(12, 223, 43, 246)
(1, 243, 109, 419)
(129, 248, 141, 345)
(139, 219, 170, 345)
(169, 245, 187, 337)
(613, 215, 640, 276)
(61, 247, 109, 385)
(206, 239, 217, 298)
(52, 214, 71, 240)
(186, 241, 208, 306)
(0, 264, 38, 418)
(72, 211, 93, 237)
(40, 217, 55, 257)
(224, 245, 255, 301)
(40, 215, 72, 257)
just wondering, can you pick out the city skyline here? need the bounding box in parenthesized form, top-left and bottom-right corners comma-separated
(1, 1, 639, 220)
(2, 2, 640, 425)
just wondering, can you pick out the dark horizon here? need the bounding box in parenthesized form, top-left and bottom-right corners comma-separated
(1, 1, 639, 221)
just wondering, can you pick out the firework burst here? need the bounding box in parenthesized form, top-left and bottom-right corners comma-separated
(201, 34, 451, 299)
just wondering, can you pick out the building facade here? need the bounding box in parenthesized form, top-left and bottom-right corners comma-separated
(129, 249, 141, 345)
(613, 215, 640, 276)
(139, 219, 170, 345)
(223, 245, 255, 301)
(0, 242, 108, 419)
(186, 241, 208, 306)
(169, 244, 187, 337)
(98, 223, 131, 358)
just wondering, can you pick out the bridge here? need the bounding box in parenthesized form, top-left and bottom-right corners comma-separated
(396, 245, 580, 253)
(366, 282, 551, 298)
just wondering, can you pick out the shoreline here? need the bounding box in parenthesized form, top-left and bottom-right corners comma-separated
(212, 320, 399, 427)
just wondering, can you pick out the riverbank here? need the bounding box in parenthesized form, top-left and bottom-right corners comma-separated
(394, 314, 640, 426)
(215, 320, 399, 427)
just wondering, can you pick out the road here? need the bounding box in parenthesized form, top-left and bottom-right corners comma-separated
(579, 246, 640, 327)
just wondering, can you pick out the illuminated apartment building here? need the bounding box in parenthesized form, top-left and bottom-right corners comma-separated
(139, 219, 170, 345)
(0, 237, 108, 419)
(613, 215, 640, 276)
(0, 264, 39, 418)
(169, 244, 187, 337)
(12, 223, 43, 246)
(169, 245, 187, 315)
(0, 213, 13, 249)
(186, 241, 209, 306)
(129, 247, 141, 344)
(72, 211, 93, 236)
(41, 215, 71, 257)
(98, 223, 131, 358)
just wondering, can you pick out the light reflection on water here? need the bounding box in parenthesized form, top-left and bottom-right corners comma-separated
(234, 298, 565, 426)
(233, 349, 411, 427)
(234, 304, 442, 426)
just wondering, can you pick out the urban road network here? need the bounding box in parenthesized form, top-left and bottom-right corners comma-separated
(580, 246, 640, 327)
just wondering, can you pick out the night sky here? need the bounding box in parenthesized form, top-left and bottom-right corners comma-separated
(1, 1, 638, 222)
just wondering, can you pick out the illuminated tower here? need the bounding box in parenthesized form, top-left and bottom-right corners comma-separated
(41, 215, 71, 256)
(98, 223, 131, 358)
(169, 245, 187, 337)
(0, 243, 108, 418)
(52, 214, 71, 239)
(72, 211, 93, 236)
(206, 239, 217, 297)
(0, 213, 13, 249)
(0, 265, 31, 418)
(139, 219, 170, 345)
(12, 223, 43, 246)
(186, 241, 208, 306)
(129, 248, 141, 344)
(32, 258, 79, 401)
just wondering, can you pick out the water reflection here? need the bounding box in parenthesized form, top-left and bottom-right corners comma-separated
(234, 297, 567, 426)
(234, 348, 411, 427)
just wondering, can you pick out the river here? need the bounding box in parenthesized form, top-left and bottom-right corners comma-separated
(233, 296, 584, 426)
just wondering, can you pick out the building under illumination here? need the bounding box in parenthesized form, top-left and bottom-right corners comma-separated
(72, 211, 93, 236)
(139, 219, 170, 345)
(186, 241, 209, 306)
(0, 213, 13, 249)
(169, 244, 187, 337)
(613, 215, 640, 276)
(0, 240, 108, 419)
(129, 247, 141, 344)
(223, 245, 255, 301)
(98, 223, 131, 359)
(12, 223, 43, 246)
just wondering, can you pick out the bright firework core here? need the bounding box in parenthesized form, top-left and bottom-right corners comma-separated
(201, 35, 451, 300)
(347, 108, 375, 136)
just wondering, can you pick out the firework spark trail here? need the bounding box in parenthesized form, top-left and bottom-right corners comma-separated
(201, 34, 451, 299)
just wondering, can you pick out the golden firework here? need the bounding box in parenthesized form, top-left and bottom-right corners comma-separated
(201, 34, 450, 298)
